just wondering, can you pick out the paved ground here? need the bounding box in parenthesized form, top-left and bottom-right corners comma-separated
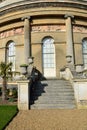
(5, 109, 87, 130)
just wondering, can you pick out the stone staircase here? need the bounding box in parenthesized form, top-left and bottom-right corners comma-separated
(30, 79, 76, 109)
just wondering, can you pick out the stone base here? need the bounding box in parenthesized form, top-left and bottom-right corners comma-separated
(75, 64, 83, 73)
(73, 79, 87, 109)
(77, 100, 87, 109)
(18, 103, 29, 110)
(17, 80, 30, 110)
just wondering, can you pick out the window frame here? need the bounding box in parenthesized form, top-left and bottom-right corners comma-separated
(82, 38, 87, 68)
(42, 37, 55, 68)
(6, 41, 16, 71)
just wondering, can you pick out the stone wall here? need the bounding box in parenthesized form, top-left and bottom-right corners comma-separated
(0, 0, 87, 78)
(0, 24, 87, 77)
(73, 79, 87, 109)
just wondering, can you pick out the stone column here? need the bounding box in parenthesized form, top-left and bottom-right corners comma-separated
(65, 14, 74, 66)
(22, 16, 31, 64)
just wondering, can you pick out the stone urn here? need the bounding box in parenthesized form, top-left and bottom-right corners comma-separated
(20, 64, 28, 75)
(75, 64, 83, 73)
(66, 55, 72, 63)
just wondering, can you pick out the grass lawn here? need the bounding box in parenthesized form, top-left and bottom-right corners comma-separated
(0, 105, 18, 130)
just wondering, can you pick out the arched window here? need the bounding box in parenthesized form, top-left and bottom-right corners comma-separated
(42, 37, 56, 77)
(82, 38, 87, 68)
(6, 41, 16, 71)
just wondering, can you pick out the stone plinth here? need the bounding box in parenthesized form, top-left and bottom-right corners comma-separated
(73, 79, 87, 109)
(17, 80, 30, 110)
(75, 64, 83, 73)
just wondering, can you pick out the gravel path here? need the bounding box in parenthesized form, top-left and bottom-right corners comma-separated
(5, 109, 87, 130)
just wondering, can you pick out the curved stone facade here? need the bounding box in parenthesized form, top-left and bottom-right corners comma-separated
(0, 0, 87, 78)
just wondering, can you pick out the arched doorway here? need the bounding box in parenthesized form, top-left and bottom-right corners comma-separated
(42, 37, 56, 78)
(82, 38, 87, 69)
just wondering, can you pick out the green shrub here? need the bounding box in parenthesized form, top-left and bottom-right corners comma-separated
(8, 97, 15, 102)
(12, 88, 18, 98)
(6, 88, 18, 102)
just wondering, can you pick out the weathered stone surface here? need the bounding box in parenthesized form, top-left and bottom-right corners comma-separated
(73, 79, 87, 108)
(18, 80, 30, 110)
(0, 27, 24, 39)
(30, 79, 76, 109)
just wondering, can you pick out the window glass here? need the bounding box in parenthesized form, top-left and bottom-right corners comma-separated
(42, 37, 55, 68)
(7, 41, 15, 71)
(82, 38, 87, 68)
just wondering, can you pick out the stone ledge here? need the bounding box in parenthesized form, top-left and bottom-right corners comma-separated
(73, 78, 87, 82)
(0, 0, 87, 7)
(0, 1, 87, 16)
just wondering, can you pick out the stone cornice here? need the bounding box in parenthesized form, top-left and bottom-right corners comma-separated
(0, 2, 87, 17)
(0, 0, 87, 6)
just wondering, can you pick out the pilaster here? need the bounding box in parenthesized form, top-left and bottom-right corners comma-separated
(65, 14, 74, 67)
(22, 16, 31, 64)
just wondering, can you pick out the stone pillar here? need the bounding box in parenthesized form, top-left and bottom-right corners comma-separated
(17, 80, 30, 110)
(65, 14, 74, 67)
(22, 16, 31, 64)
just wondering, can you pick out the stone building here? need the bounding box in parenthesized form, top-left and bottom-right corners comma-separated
(0, 0, 87, 78)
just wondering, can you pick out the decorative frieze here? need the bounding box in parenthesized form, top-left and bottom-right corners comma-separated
(1, 25, 87, 40)
(31, 25, 65, 32)
(73, 25, 87, 33)
(0, 27, 24, 39)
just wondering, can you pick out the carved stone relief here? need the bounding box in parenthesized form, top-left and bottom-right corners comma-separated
(73, 25, 87, 33)
(0, 27, 24, 39)
(31, 25, 65, 32)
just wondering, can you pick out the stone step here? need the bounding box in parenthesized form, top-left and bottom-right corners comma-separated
(37, 95, 75, 100)
(31, 92, 74, 97)
(41, 83, 71, 86)
(38, 82, 71, 86)
(38, 81, 70, 85)
(34, 87, 73, 91)
(34, 89, 74, 93)
(35, 85, 72, 88)
(35, 100, 75, 104)
(30, 79, 76, 109)
(32, 91, 73, 96)
(31, 104, 76, 109)
(41, 82, 71, 85)
(30, 96, 75, 102)
(42, 92, 74, 95)
(41, 80, 70, 83)
(41, 84, 71, 86)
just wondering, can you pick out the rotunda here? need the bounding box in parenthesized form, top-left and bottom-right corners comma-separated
(0, 0, 87, 78)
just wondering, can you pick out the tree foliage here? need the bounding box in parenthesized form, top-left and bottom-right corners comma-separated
(0, 62, 12, 79)
(0, 62, 13, 101)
